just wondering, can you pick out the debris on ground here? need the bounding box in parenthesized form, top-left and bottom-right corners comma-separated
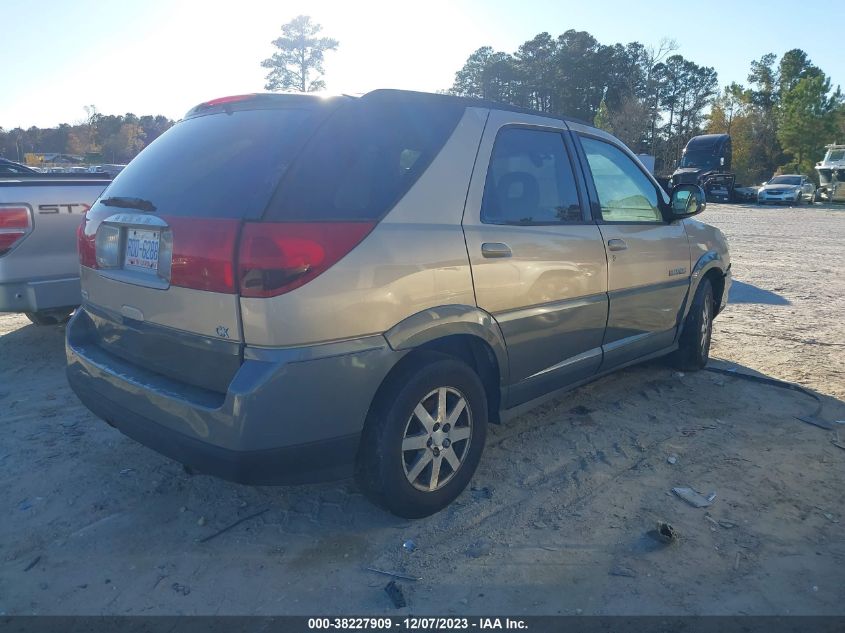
(24, 556, 41, 572)
(470, 486, 493, 500)
(815, 508, 839, 524)
(569, 405, 594, 415)
(734, 552, 742, 571)
(667, 454, 678, 465)
(384, 580, 407, 608)
(171, 582, 191, 596)
(609, 565, 637, 577)
(119, 468, 134, 476)
(196, 516, 207, 527)
(672, 487, 716, 508)
(402, 539, 417, 552)
(197, 508, 269, 544)
(365, 568, 420, 582)
(654, 522, 678, 544)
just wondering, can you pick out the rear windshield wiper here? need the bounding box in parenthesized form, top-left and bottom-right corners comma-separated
(99, 196, 157, 213)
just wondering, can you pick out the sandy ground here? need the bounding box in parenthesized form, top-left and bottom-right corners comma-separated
(0, 203, 843, 616)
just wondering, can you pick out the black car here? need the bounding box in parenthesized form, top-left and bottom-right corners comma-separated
(0, 158, 38, 175)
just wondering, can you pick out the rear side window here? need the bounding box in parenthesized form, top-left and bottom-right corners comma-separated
(267, 99, 464, 221)
(102, 107, 330, 218)
(481, 128, 582, 225)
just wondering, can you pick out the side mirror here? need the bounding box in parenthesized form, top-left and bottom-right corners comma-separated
(670, 184, 706, 218)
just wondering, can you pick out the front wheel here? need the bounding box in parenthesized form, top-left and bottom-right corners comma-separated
(672, 278, 714, 371)
(356, 352, 488, 518)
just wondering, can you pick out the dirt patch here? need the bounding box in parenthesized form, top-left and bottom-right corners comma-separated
(0, 204, 843, 615)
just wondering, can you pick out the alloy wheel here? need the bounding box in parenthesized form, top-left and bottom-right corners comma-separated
(401, 387, 473, 492)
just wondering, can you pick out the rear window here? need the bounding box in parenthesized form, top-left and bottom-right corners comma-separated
(266, 98, 465, 221)
(102, 107, 331, 218)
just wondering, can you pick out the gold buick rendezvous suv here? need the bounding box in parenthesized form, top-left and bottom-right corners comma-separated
(66, 90, 731, 517)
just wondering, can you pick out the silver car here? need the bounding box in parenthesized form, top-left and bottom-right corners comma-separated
(66, 90, 731, 517)
(757, 174, 816, 204)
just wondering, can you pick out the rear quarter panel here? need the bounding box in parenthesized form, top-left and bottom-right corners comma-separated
(239, 107, 489, 347)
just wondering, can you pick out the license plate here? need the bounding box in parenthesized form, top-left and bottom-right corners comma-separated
(124, 228, 161, 271)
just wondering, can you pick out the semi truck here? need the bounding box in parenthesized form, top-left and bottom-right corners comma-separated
(667, 134, 736, 202)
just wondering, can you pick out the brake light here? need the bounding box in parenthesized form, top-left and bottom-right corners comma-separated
(203, 94, 257, 107)
(77, 219, 97, 268)
(0, 205, 33, 256)
(238, 222, 375, 298)
(167, 217, 240, 293)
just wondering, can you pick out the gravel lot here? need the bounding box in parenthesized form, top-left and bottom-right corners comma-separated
(1, 203, 843, 615)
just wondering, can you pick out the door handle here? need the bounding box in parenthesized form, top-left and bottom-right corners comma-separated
(481, 242, 512, 258)
(607, 238, 628, 252)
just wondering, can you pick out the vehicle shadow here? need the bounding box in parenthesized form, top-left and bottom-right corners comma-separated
(0, 317, 67, 378)
(728, 279, 790, 305)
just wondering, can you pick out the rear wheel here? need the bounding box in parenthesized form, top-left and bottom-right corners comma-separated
(356, 352, 488, 518)
(672, 278, 714, 371)
(24, 308, 73, 326)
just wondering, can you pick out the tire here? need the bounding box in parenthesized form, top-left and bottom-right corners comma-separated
(672, 278, 714, 371)
(356, 352, 488, 518)
(24, 308, 73, 326)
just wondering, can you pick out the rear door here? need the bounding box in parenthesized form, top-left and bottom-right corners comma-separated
(462, 111, 608, 406)
(574, 130, 691, 368)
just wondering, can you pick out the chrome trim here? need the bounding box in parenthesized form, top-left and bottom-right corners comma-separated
(243, 334, 389, 363)
(493, 292, 606, 324)
(103, 213, 168, 227)
(524, 347, 602, 381)
(606, 276, 689, 300)
(603, 330, 660, 353)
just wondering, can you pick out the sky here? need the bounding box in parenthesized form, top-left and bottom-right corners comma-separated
(2, 0, 843, 129)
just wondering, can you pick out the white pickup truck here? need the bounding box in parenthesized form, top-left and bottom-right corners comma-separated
(0, 174, 111, 324)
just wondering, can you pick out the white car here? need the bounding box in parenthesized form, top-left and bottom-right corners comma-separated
(757, 175, 815, 204)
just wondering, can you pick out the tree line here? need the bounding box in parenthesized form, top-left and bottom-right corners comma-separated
(0, 107, 174, 166)
(4, 17, 842, 185)
(448, 31, 844, 184)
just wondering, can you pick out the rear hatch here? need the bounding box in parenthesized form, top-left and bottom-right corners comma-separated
(78, 94, 345, 393)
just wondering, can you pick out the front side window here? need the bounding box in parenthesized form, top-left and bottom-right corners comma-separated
(481, 128, 582, 225)
(580, 136, 663, 223)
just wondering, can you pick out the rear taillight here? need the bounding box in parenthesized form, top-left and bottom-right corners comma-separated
(77, 220, 97, 268)
(0, 205, 33, 256)
(168, 217, 240, 293)
(238, 222, 375, 298)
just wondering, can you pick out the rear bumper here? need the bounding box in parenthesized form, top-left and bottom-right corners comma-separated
(66, 307, 406, 484)
(0, 276, 80, 313)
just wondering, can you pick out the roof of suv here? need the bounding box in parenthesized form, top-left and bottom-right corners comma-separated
(186, 88, 594, 128)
